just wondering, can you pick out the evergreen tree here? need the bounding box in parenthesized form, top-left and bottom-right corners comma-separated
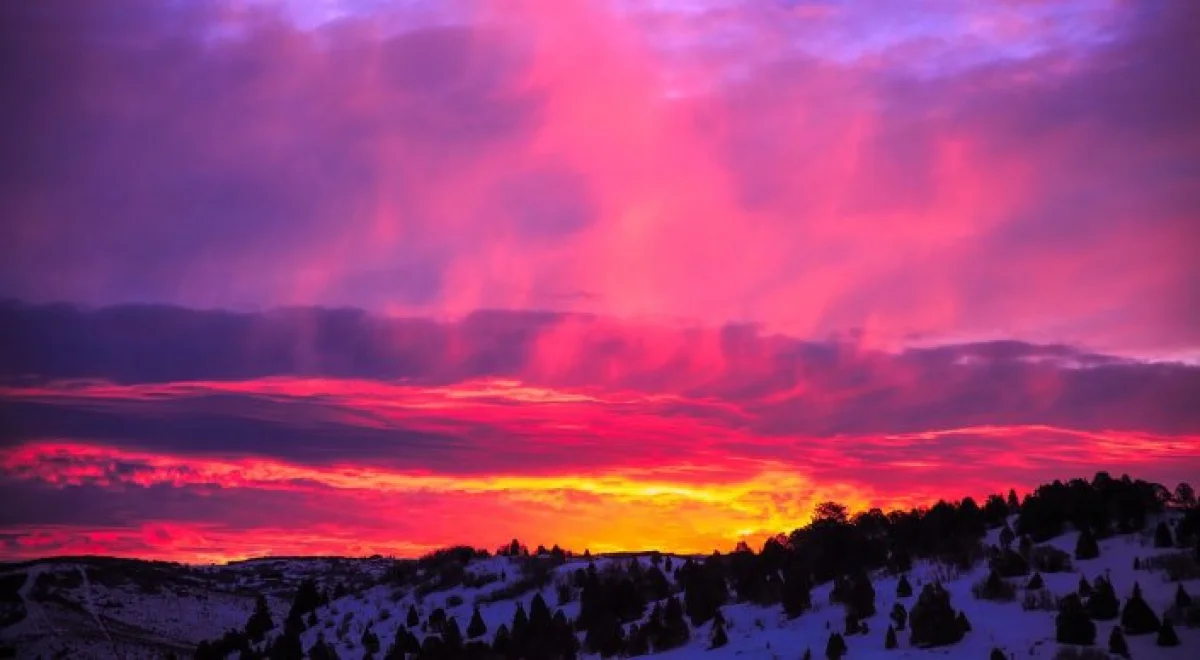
(268, 631, 303, 660)
(1108, 626, 1129, 657)
(1055, 594, 1096, 645)
(802, 650, 812, 660)
(1121, 582, 1161, 635)
(442, 617, 463, 650)
(1176, 583, 1193, 609)
(782, 570, 812, 619)
(361, 626, 380, 655)
(909, 583, 965, 648)
(306, 611, 317, 628)
(308, 633, 337, 660)
(990, 648, 1007, 660)
(1074, 527, 1100, 560)
(1007, 489, 1021, 512)
(658, 596, 690, 651)
(710, 617, 729, 649)
(1077, 575, 1092, 598)
(583, 611, 624, 657)
(511, 602, 529, 644)
(491, 623, 511, 655)
(1026, 572, 1043, 590)
(1156, 617, 1180, 647)
(245, 595, 275, 642)
(529, 592, 552, 635)
(890, 603, 907, 631)
(846, 570, 876, 619)
(896, 575, 913, 598)
(824, 632, 847, 659)
(1086, 576, 1119, 620)
(407, 604, 419, 628)
(956, 610, 971, 633)
(466, 607, 487, 639)
(999, 525, 1015, 549)
(884, 624, 898, 649)
(1155, 521, 1174, 548)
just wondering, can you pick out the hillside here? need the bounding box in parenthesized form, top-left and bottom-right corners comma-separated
(3, 481, 1199, 659)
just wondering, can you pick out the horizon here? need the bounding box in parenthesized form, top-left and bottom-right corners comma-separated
(1, 0, 1198, 565)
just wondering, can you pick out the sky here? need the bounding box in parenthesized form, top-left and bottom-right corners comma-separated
(0, 0, 1197, 563)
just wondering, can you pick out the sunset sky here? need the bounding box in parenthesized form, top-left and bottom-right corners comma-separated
(1, 0, 1197, 563)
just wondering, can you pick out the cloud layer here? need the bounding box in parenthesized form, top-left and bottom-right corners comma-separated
(1, 0, 1197, 560)
(1, 0, 1197, 354)
(1, 305, 1197, 560)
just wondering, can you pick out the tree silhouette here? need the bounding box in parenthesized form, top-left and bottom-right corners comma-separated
(466, 607, 487, 639)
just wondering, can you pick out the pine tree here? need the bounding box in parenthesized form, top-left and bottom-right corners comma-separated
(1108, 626, 1129, 657)
(1121, 582, 1161, 635)
(467, 607, 487, 639)
(442, 617, 463, 650)
(308, 633, 337, 660)
(407, 604, 419, 628)
(999, 525, 1015, 549)
(1156, 617, 1180, 647)
(990, 648, 1007, 660)
(825, 632, 847, 659)
(890, 603, 907, 631)
(492, 623, 511, 655)
(1007, 489, 1020, 512)
(884, 624, 898, 649)
(1155, 521, 1174, 548)
(896, 575, 913, 598)
(909, 583, 964, 648)
(512, 602, 529, 645)
(361, 626, 380, 654)
(802, 649, 812, 660)
(1176, 583, 1193, 609)
(1027, 572, 1044, 590)
(1075, 526, 1100, 560)
(1056, 594, 1096, 645)
(1077, 575, 1092, 598)
(245, 594, 275, 642)
(1086, 576, 1119, 620)
(956, 610, 971, 633)
(782, 570, 812, 618)
(710, 618, 729, 649)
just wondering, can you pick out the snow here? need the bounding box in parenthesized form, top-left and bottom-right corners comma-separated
(2, 524, 1198, 659)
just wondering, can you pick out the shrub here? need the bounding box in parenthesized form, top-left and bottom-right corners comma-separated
(1022, 589, 1058, 612)
(1030, 545, 1073, 573)
(1142, 551, 1200, 581)
(972, 571, 1017, 602)
(990, 549, 1030, 577)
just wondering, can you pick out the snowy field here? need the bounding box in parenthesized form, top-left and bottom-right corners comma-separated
(1, 520, 1197, 659)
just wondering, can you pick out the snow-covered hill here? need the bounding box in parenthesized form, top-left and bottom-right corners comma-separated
(1, 522, 1197, 659)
